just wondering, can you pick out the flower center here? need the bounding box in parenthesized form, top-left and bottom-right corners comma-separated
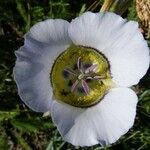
(51, 45, 112, 107)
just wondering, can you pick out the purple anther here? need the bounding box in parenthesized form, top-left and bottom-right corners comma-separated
(77, 57, 84, 74)
(77, 57, 81, 70)
(71, 80, 79, 92)
(85, 64, 98, 73)
(64, 68, 77, 76)
(81, 80, 90, 95)
(86, 77, 93, 80)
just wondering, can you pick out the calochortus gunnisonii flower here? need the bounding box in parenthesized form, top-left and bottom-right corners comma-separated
(13, 12, 150, 147)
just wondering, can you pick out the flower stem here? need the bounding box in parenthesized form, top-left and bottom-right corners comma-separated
(100, 0, 132, 15)
(100, 0, 115, 12)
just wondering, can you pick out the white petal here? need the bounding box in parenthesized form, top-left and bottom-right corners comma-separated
(68, 12, 150, 87)
(28, 19, 71, 45)
(14, 19, 71, 112)
(51, 88, 138, 147)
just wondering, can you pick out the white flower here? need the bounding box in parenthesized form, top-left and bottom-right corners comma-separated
(13, 12, 150, 147)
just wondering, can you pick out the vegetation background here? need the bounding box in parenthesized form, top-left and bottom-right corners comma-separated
(0, 0, 150, 149)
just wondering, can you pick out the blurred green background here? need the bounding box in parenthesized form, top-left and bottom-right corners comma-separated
(0, 0, 150, 149)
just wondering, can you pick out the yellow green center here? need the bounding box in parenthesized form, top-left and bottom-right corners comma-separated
(51, 45, 112, 107)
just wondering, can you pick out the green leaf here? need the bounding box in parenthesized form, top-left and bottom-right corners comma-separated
(79, 4, 86, 16)
(0, 132, 10, 150)
(11, 120, 39, 133)
(0, 111, 19, 121)
(13, 131, 32, 150)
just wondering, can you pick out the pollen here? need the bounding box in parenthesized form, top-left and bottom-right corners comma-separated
(51, 45, 112, 107)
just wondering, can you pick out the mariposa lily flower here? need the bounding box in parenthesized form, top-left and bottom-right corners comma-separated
(13, 12, 150, 147)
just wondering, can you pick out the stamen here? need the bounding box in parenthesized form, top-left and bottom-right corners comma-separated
(71, 80, 79, 92)
(85, 64, 98, 73)
(81, 80, 90, 95)
(77, 57, 81, 70)
(64, 68, 77, 76)
(86, 77, 93, 80)
(77, 57, 84, 74)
